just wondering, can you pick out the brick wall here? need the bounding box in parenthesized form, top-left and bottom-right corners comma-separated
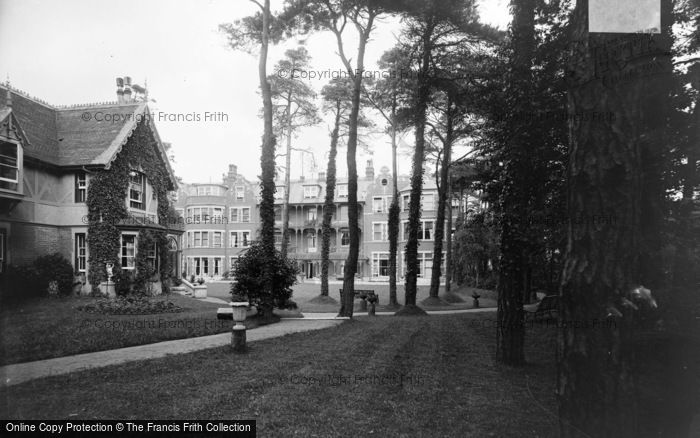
(8, 223, 71, 266)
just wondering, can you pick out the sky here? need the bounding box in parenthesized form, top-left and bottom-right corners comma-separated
(0, 0, 510, 184)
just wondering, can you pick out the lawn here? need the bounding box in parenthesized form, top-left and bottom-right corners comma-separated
(0, 294, 232, 366)
(0, 313, 562, 437)
(208, 280, 497, 313)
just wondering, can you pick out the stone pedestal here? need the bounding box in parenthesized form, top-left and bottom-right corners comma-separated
(98, 281, 116, 298)
(193, 285, 207, 298)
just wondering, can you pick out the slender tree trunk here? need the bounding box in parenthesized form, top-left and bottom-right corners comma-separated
(321, 105, 341, 297)
(257, 0, 276, 318)
(339, 15, 375, 318)
(280, 93, 293, 258)
(445, 176, 453, 293)
(403, 22, 434, 312)
(557, 1, 672, 436)
(429, 98, 453, 299)
(495, 0, 535, 366)
(388, 107, 400, 307)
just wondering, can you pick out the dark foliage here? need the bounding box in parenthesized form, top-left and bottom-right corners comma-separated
(230, 241, 299, 316)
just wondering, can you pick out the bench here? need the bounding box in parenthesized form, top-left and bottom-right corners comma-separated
(525, 295, 558, 321)
(339, 289, 378, 311)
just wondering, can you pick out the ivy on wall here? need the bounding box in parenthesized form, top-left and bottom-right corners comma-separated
(86, 119, 173, 292)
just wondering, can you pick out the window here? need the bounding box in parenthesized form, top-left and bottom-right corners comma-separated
(274, 206, 282, 221)
(192, 257, 209, 276)
(213, 258, 222, 276)
(128, 172, 145, 210)
(373, 222, 388, 241)
(303, 185, 319, 198)
(235, 186, 245, 200)
(337, 184, 348, 198)
(230, 208, 239, 223)
(212, 207, 224, 222)
(75, 172, 87, 203)
(193, 231, 208, 247)
(241, 207, 250, 223)
(341, 230, 350, 247)
(307, 209, 317, 221)
(373, 197, 386, 213)
(307, 231, 317, 252)
(371, 252, 390, 277)
(0, 141, 19, 191)
(402, 220, 434, 240)
(401, 251, 444, 278)
(230, 231, 250, 248)
(75, 233, 87, 272)
(121, 234, 136, 269)
(275, 186, 285, 199)
(421, 193, 435, 211)
(147, 243, 158, 271)
(402, 194, 410, 211)
(213, 232, 222, 248)
(230, 257, 237, 270)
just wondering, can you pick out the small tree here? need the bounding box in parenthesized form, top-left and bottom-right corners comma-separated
(230, 241, 299, 317)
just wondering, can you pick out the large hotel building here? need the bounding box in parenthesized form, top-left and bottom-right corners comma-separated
(175, 161, 455, 282)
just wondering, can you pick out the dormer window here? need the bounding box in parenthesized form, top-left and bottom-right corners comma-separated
(304, 185, 319, 198)
(337, 184, 348, 198)
(0, 141, 20, 192)
(129, 171, 145, 210)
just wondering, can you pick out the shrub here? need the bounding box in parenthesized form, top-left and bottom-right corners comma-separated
(77, 296, 183, 315)
(33, 253, 74, 296)
(230, 241, 298, 316)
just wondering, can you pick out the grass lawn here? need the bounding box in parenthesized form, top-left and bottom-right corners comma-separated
(0, 313, 562, 437)
(208, 280, 497, 313)
(0, 294, 234, 366)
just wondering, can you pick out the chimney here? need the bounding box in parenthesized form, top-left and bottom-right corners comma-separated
(123, 76, 132, 103)
(318, 172, 326, 181)
(365, 159, 374, 179)
(116, 77, 124, 104)
(226, 164, 238, 186)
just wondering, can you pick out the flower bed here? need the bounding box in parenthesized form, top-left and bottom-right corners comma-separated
(77, 296, 183, 315)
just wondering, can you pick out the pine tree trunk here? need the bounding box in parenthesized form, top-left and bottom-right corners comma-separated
(404, 21, 434, 311)
(258, 0, 276, 276)
(496, 0, 535, 366)
(557, 1, 672, 436)
(445, 177, 453, 293)
(321, 106, 341, 297)
(280, 94, 293, 258)
(388, 114, 400, 307)
(429, 98, 453, 298)
(339, 15, 375, 317)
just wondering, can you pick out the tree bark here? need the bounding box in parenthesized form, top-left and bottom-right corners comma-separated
(257, 0, 276, 314)
(404, 20, 434, 311)
(445, 177, 453, 293)
(338, 13, 376, 318)
(388, 103, 400, 307)
(496, 0, 535, 366)
(321, 104, 341, 297)
(429, 96, 453, 298)
(557, 1, 672, 436)
(280, 92, 293, 258)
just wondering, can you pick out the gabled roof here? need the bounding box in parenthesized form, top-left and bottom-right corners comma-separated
(0, 85, 177, 190)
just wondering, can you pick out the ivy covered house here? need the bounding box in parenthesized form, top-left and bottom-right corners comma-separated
(0, 78, 183, 295)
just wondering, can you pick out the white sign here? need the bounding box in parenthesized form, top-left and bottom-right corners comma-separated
(589, 0, 660, 33)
